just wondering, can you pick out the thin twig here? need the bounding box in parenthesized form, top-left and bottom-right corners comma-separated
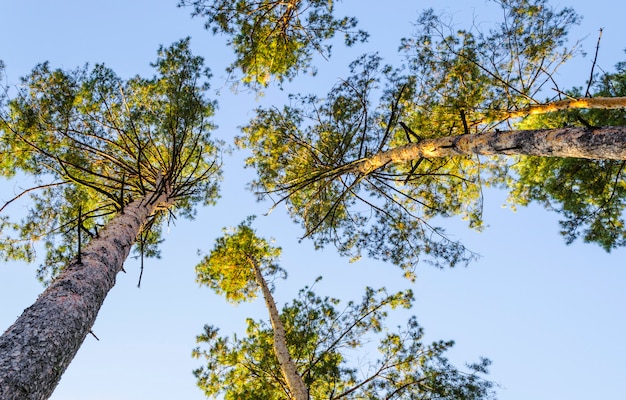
(0, 182, 67, 213)
(137, 232, 145, 288)
(585, 28, 603, 98)
(77, 206, 83, 265)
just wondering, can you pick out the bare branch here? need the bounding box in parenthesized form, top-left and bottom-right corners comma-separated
(0, 181, 68, 213)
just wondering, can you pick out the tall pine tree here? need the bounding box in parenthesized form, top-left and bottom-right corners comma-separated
(0, 39, 222, 399)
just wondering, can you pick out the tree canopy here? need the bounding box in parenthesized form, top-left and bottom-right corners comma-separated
(505, 63, 626, 250)
(0, 38, 222, 283)
(195, 216, 285, 303)
(236, 0, 626, 274)
(1, 0, 626, 398)
(0, 39, 226, 399)
(178, 0, 367, 87)
(193, 221, 494, 399)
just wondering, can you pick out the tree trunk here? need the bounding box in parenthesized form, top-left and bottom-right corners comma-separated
(482, 97, 626, 123)
(354, 125, 626, 174)
(251, 260, 309, 400)
(0, 191, 170, 400)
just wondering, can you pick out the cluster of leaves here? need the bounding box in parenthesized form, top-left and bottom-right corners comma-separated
(236, 0, 582, 275)
(178, 0, 368, 87)
(0, 38, 222, 282)
(401, 0, 579, 127)
(193, 279, 494, 399)
(238, 54, 481, 277)
(195, 216, 285, 303)
(505, 61, 626, 250)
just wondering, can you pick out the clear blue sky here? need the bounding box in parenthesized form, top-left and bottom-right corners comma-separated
(1, 1, 625, 399)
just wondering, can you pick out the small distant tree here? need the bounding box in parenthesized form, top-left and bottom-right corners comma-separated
(178, 0, 368, 87)
(0, 39, 222, 400)
(192, 219, 494, 399)
(236, 0, 626, 273)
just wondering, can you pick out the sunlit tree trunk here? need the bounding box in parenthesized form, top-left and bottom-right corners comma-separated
(0, 191, 171, 400)
(494, 97, 626, 120)
(250, 259, 309, 400)
(354, 126, 626, 174)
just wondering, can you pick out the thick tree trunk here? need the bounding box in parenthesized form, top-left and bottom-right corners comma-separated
(355, 126, 626, 174)
(0, 192, 169, 400)
(251, 261, 309, 400)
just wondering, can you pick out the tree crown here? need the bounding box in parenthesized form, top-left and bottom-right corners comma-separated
(194, 278, 494, 399)
(179, 0, 368, 88)
(195, 217, 285, 303)
(0, 38, 222, 282)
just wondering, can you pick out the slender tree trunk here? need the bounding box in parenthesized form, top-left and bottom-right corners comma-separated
(482, 97, 626, 123)
(0, 191, 170, 400)
(354, 125, 626, 174)
(250, 260, 309, 400)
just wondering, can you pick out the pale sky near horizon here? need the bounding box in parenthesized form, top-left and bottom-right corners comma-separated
(1, 1, 625, 399)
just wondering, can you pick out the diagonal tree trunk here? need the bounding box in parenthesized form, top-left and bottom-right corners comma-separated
(473, 97, 626, 125)
(250, 258, 309, 400)
(0, 190, 171, 400)
(352, 125, 626, 175)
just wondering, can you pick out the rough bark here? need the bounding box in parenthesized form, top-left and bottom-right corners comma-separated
(354, 125, 626, 174)
(0, 191, 170, 400)
(250, 260, 309, 400)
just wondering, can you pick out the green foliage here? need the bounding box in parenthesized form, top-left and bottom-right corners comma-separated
(0, 38, 222, 282)
(194, 225, 492, 398)
(236, 0, 589, 273)
(239, 54, 486, 276)
(193, 279, 494, 399)
(195, 217, 285, 303)
(506, 61, 626, 250)
(401, 0, 579, 125)
(178, 0, 368, 87)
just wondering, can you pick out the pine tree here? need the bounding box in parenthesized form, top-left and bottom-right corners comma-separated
(193, 220, 494, 399)
(178, 0, 367, 87)
(0, 39, 222, 400)
(236, 0, 626, 274)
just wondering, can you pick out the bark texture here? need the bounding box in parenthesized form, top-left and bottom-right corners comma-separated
(356, 125, 626, 174)
(251, 260, 309, 400)
(0, 192, 169, 400)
